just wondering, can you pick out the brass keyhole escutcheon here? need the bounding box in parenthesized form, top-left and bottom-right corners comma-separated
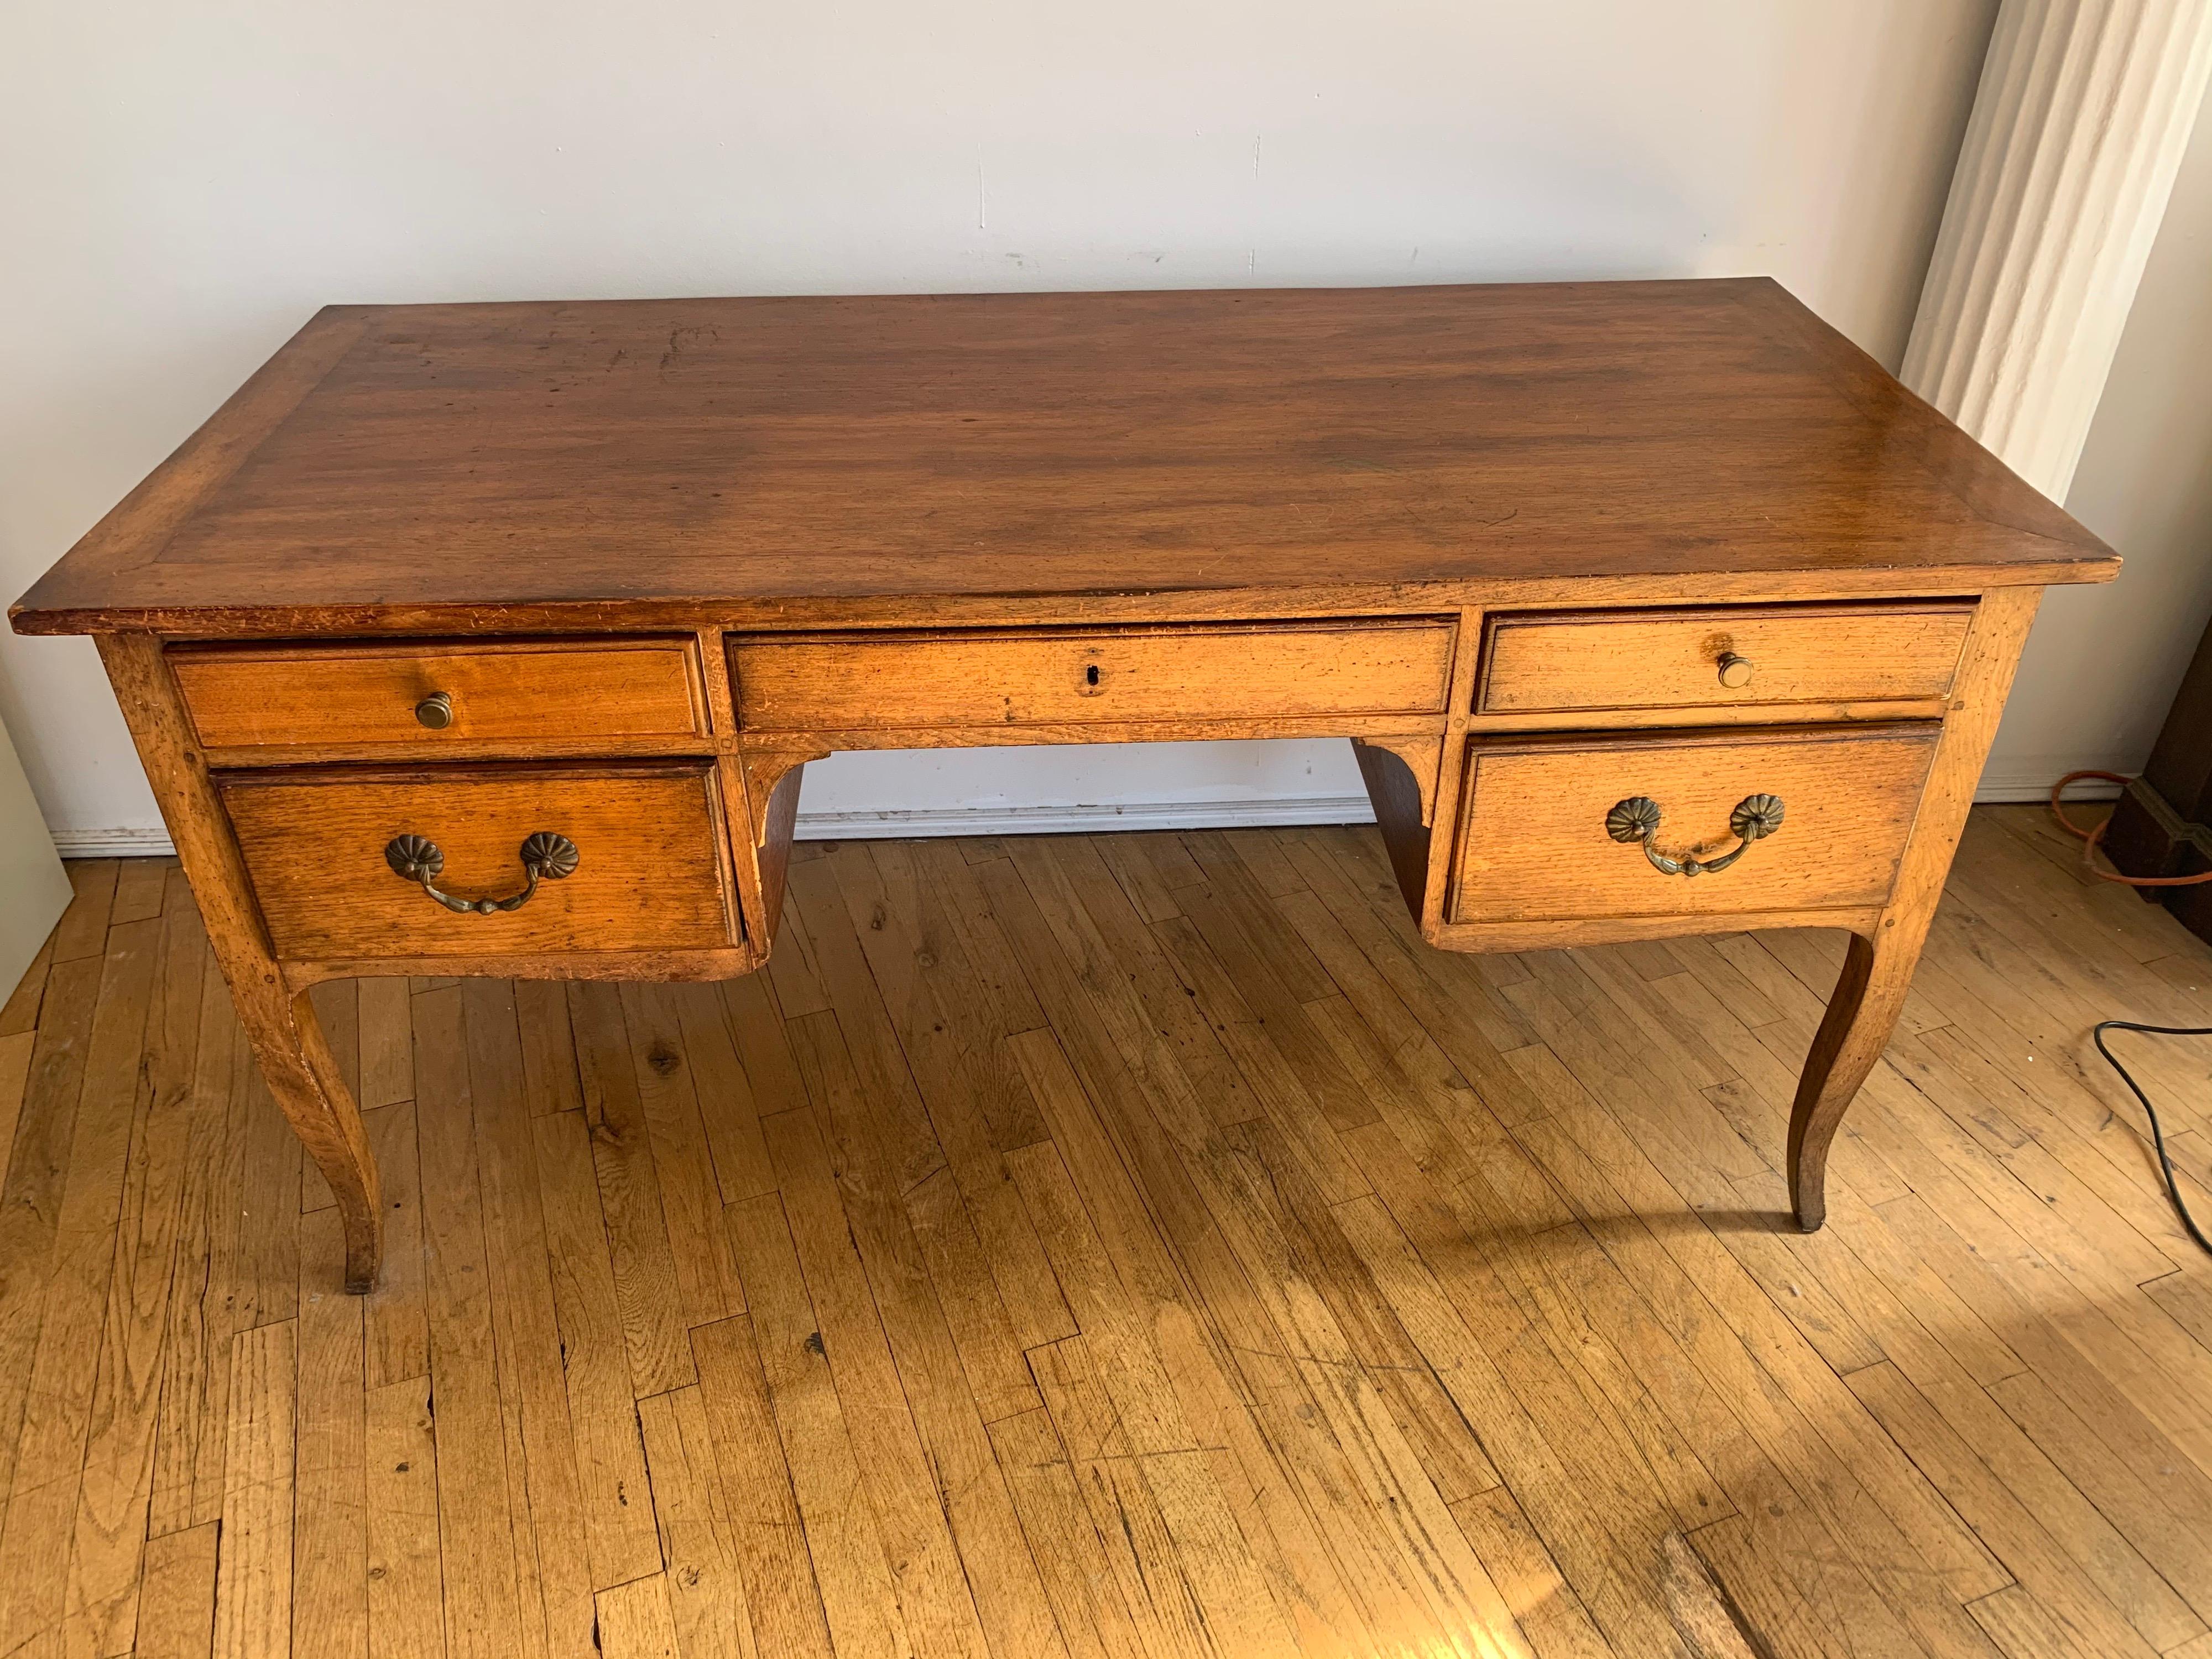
(415, 691, 455, 729)
(1717, 651, 1754, 688)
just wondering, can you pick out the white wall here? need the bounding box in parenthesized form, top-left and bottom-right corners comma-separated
(1983, 82, 2212, 800)
(0, 0, 2002, 846)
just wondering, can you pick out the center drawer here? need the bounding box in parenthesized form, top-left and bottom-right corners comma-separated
(218, 761, 737, 960)
(729, 618, 1457, 732)
(1449, 724, 1940, 925)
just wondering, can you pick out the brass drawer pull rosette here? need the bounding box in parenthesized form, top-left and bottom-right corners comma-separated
(384, 832, 580, 914)
(1605, 793, 1784, 877)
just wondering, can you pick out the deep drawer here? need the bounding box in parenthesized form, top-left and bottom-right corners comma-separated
(218, 761, 735, 959)
(172, 637, 707, 752)
(1478, 602, 1973, 717)
(730, 618, 1457, 732)
(1448, 724, 1941, 925)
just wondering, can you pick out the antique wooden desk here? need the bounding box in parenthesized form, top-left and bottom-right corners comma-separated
(11, 280, 2119, 1292)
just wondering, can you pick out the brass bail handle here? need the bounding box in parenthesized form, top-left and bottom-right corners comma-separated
(1605, 794, 1784, 877)
(384, 832, 580, 914)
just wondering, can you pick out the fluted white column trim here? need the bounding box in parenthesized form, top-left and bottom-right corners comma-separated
(1902, 0, 2212, 502)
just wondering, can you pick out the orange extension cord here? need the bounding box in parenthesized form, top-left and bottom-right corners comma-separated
(2049, 768, 2212, 886)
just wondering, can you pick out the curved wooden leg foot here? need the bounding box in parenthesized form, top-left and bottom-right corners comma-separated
(1787, 924, 1921, 1231)
(238, 984, 385, 1292)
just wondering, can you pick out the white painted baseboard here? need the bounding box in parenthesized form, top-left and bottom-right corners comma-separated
(53, 794, 1380, 858)
(789, 792, 1377, 839)
(51, 826, 180, 858)
(50, 774, 2115, 860)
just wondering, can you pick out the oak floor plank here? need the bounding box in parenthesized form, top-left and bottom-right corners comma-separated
(136, 1521, 219, 1659)
(233, 1070, 301, 1334)
(906, 839, 1051, 1046)
(1005, 836, 1266, 1137)
(356, 978, 414, 1113)
(823, 843, 1076, 1361)
(665, 980, 777, 1206)
(770, 1001, 1068, 1659)
(61, 896, 206, 1656)
(1009, 1142, 1307, 1659)
(758, 1101, 1009, 1659)
(636, 1386, 759, 1659)
(212, 1320, 294, 1659)
(0, 1030, 37, 1190)
(360, 1098, 428, 1390)
(292, 1209, 369, 1659)
(1846, 1359, 2174, 1658)
(411, 986, 528, 1659)
(594, 1575, 684, 1659)
(618, 982, 748, 1330)
(0, 933, 53, 1039)
(108, 855, 171, 928)
(0, 916, 160, 1653)
(147, 961, 253, 1537)
(49, 858, 119, 964)
(982, 1404, 1151, 1659)
(716, 973, 812, 1119)
(1005, 1029, 1381, 1657)
(531, 1109, 665, 1599)
(363, 1376, 444, 1659)
(846, 838, 1050, 1149)
(462, 980, 604, 1654)
(689, 1314, 835, 1659)
(0, 952, 105, 1510)
(718, 1192, 912, 1659)
(513, 979, 583, 1119)
(1450, 1486, 1618, 1659)
(1329, 1144, 1705, 1658)
(567, 981, 696, 1396)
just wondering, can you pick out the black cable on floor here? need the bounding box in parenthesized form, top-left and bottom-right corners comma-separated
(2091, 1020, 2212, 1258)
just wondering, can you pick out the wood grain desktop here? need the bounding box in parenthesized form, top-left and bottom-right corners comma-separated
(10, 279, 2120, 1293)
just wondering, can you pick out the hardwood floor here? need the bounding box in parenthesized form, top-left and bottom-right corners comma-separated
(4, 808, 2212, 1659)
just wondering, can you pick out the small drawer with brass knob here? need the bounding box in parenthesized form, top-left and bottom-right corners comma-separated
(168, 636, 708, 757)
(1475, 601, 1973, 720)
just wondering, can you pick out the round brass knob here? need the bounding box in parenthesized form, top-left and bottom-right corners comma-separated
(415, 691, 455, 729)
(1717, 652, 1754, 688)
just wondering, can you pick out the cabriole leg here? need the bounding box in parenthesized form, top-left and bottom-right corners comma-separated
(1787, 919, 1924, 1230)
(97, 632, 384, 1291)
(236, 984, 383, 1291)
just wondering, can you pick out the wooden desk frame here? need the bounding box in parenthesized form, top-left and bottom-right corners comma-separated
(13, 282, 2115, 1294)
(84, 578, 2034, 1293)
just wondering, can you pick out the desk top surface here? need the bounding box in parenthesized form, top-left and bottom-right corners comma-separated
(13, 278, 2116, 637)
